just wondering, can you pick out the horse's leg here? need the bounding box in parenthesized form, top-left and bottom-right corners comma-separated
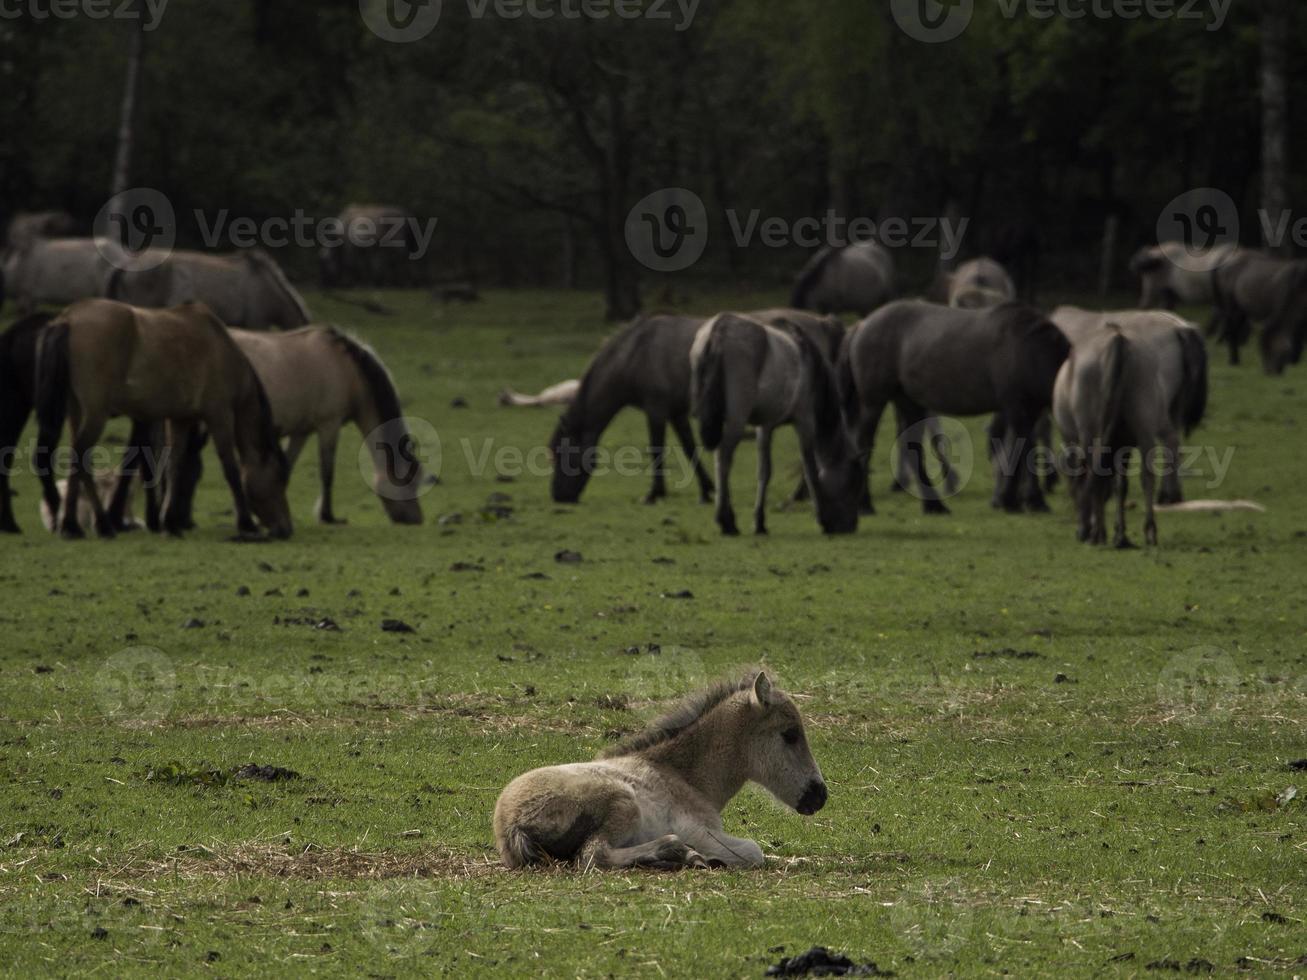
(670, 413, 713, 504)
(160, 421, 197, 537)
(932, 416, 959, 495)
(1112, 450, 1134, 549)
(643, 413, 668, 505)
(106, 419, 149, 532)
(753, 426, 773, 535)
(65, 415, 112, 539)
(284, 431, 309, 471)
(139, 425, 163, 533)
(210, 422, 258, 536)
(571, 791, 707, 871)
(1038, 413, 1059, 494)
(679, 827, 765, 869)
(1141, 441, 1160, 547)
(0, 404, 20, 533)
(889, 404, 909, 493)
(713, 436, 740, 537)
(315, 426, 345, 525)
(898, 401, 948, 515)
(850, 400, 886, 516)
(1012, 410, 1049, 513)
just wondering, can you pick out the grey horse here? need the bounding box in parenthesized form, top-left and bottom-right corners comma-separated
(948, 257, 1017, 309)
(6, 210, 77, 250)
(320, 204, 421, 288)
(791, 241, 895, 315)
(2, 237, 125, 314)
(1210, 250, 1307, 372)
(109, 249, 311, 330)
(691, 313, 862, 536)
(1053, 325, 1171, 547)
(838, 300, 1070, 515)
(1131, 241, 1243, 309)
(1051, 307, 1208, 504)
(548, 310, 842, 505)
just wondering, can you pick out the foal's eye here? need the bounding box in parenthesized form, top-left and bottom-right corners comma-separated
(781, 728, 801, 746)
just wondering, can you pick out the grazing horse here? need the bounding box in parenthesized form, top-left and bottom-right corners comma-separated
(1211, 250, 1307, 373)
(1051, 307, 1208, 504)
(1053, 326, 1172, 547)
(109, 249, 312, 330)
(948, 257, 1017, 309)
(549, 310, 840, 505)
(494, 671, 826, 870)
(838, 300, 1069, 514)
(228, 327, 425, 524)
(6, 210, 76, 250)
(0, 313, 62, 532)
(691, 313, 862, 536)
(1131, 241, 1242, 310)
(35, 299, 292, 539)
(791, 240, 895, 316)
(320, 204, 421, 288)
(2, 238, 124, 314)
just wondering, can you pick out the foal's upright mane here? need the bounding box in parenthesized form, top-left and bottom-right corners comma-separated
(599, 674, 755, 759)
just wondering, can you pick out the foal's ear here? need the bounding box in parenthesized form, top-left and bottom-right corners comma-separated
(751, 671, 774, 708)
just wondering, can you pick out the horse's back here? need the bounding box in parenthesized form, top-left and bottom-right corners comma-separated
(231, 325, 356, 432)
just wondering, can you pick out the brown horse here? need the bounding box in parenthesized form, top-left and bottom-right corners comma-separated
(35, 299, 292, 539)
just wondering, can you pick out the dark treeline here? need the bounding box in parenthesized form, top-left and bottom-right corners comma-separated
(1, 0, 1303, 317)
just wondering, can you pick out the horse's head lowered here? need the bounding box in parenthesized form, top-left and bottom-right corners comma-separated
(742, 672, 828, 815)
(548, 405, 596, 504)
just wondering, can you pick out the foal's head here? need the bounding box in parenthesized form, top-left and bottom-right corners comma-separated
(741, 672, 828, 815)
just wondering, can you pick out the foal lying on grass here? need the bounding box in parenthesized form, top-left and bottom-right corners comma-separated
(494, 671, 827, 870)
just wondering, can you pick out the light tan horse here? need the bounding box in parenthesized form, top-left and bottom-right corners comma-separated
(499, 379, 580, 408)
(35, 299, 292, 539)
(494, 671, 827, 870)
(228, 326, 426, 524)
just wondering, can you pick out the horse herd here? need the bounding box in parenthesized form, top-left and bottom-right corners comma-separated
(543, 240, 1295, 549)
(0, 223, 1297, 547)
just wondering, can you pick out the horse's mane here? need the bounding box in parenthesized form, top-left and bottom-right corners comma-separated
(556, 317, 650, 435)
(790, 326, 846, 449)
(791, 246, 839, 309)
(325, 326, 405, 425)
(598, 673, 756, 759)
(246, 250, 311, 325)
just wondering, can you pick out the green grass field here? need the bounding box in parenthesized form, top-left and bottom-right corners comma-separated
(0, 288, 1303, 978)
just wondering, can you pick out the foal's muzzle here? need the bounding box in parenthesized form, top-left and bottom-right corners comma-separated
(797, 780, 828, 815)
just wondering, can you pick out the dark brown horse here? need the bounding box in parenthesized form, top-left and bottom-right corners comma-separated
(838, 300, 1069, 514)
(35, 299, 292, 539)
(0, 313, 62, 532)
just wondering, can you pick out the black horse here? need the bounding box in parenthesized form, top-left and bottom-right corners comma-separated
(0, 313, 62, 532)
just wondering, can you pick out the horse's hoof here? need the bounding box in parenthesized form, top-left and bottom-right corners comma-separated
(1025, 500, 1052, 514)
(754, 525, 768, 536)
(859, 506, 875, 516)
(319, 516, 348, 526)
(924, 501, 951, 516)
(888, 482, 907, 494)
(0, 523, 19, 535)
(1114, 537, 1137, 550)
(641, 494, 664, 506)
(720, 526, 740, 537)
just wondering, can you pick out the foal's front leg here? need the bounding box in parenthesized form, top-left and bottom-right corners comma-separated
(680, 827, 765, 869)
(753, 426, 773, 535)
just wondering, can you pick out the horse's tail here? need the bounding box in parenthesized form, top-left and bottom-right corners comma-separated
(104, 264, 127, 301)
(35, 318, 71, 448)
(835, 329, 861, 425)
(1095, 327, 1130, 451)
(498, 824, 545, 869)
(695, 325, 727, 452)
(1175, 327, 1208, 435)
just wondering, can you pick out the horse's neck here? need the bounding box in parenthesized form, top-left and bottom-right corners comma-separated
(643, 709, 748, 812)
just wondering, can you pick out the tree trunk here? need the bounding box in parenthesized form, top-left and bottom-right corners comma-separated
(111, 23, 145, 198)
(1260, 0, 1290, 254)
